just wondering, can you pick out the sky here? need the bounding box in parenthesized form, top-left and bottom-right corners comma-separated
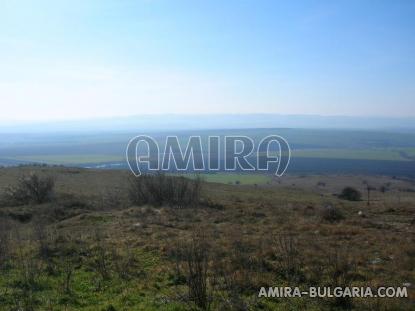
(0, 0, 414, 121)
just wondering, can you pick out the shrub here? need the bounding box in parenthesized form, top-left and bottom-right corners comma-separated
(273, 234, 304, 282)
(111, 247, 142, 280)
(321, 205, 344, 223)
(338, 186, 361, 201)
(0, 218, 11, 268)
(172, 232, 211, 310)
(3, 173, 55, 205)
(325, 247, 357, 309)
(128, 173, 202, 208)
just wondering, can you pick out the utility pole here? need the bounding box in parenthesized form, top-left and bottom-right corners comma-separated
(366, 184, 375, 206)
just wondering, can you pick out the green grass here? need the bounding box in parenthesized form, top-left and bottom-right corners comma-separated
(5, 146, 415, 167)
(0, 248, 185, 311)
(6, 154, 123, 164)
(397, 147, 415, 157)
(292, 148, 411, 161)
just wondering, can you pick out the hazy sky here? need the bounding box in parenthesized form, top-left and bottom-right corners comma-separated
(0, 0, 414, 121)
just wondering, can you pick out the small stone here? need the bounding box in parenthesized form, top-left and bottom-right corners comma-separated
(358, 211, 366, 217)
(370, 258, 382, 265)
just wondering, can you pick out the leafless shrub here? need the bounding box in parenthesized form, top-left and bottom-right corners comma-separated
(200, 198, 225, 210)
(13, 236, 42, 310)
(324, 246, 358, 309)
(321, 205, 345, 223)
(220, 239, 261, 293)
(172, 232, 211, 310)
(210, 252, 253, 310)
(128, 173, 202, 208)
(61, 255, 76, 294)
(3, 173, 55, 205)
(33, 220, 58, 274)
(273, 234, 303, 282)
(55, 235, 83, 294)
(208, 236, 269, 310)
(88, 231, 111, 285)
(339, 186, 361, 201)
(0, 218, 11, 269)
(111, 246, 142, 280)
(100, 188, 126, 210)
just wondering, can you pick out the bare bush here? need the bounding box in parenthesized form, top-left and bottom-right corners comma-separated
(222, 239, 260, 292)
(339, 186, 361, 201)
(3, 173, 55, 205)
(111, 246, 142, 280)
(209, 240, 263, 311)
(33, 221, 57, 274)
(56, 235, 83, 294)
(325, 247, 358, 309)
(0, 218, 11, 269)
(273, 234, 303, 282)
(321, 205, 344, 223)
(172, 232, 211, 310)
(88, 231, 112, 285)
(14, 247, 42, 309)
(128, 173, 202, 208)
(100, 188, 126, 210)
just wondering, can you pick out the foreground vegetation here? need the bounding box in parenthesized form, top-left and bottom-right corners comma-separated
(0, 166, 414, 310)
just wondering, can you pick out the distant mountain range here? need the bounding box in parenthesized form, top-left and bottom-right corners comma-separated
(1, 114, 415, 133)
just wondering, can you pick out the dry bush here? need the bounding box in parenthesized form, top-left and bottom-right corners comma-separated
(321, 205, 345, 223)
(339, 186, 361, 201)
(33, 220, 58, 274)
(0, 218, 11, 269)
(324, 246, 358, 309)
(13, 238, 43, 310)
(221, 239, 265, 292)
(171, 232, 211, 310)
(210, 240, 265, 311)
(128, 173, 202, 208)
(273, 234, 304, 282)
(3, 173, 55, 205)
(111, 246, 142, 280)
(185, 235, 210, 310)
(55, 235, 84, 294)
(100, 188, 127, 210)
(87, 231, 112, 286)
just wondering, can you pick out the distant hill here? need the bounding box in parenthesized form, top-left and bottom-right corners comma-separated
(1, 114, 415, 133)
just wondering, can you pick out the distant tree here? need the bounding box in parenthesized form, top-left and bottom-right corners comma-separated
(339, 187, 361, 201)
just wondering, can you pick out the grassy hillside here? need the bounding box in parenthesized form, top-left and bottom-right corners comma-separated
(0, 167, 414, 310)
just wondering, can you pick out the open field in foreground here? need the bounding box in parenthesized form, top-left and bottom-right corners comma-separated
(0, 167, 414, 310)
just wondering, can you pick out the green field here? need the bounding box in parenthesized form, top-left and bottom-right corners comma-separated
(5, 154, 124, 164)
(1, 129, 415, 177)
(292, 148, 412, 161)
(5, 147, 415, 166)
